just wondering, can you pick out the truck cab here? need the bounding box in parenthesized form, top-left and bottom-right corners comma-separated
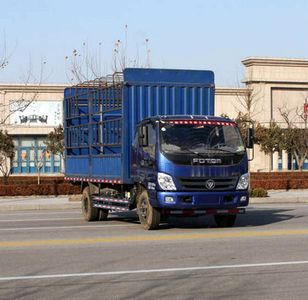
(131, 115, 250, 229)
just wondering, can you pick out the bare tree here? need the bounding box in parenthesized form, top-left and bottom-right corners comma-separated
(0, 33, 12, 71)
(0, 130, 15, 183)
(278, 106, 308, 170)
(32, 146, 47, 185)
(66, 25, 151, 83)
(0, 54, 47, 126)
(65, 43, 105, 83)
(0, 39, 48, 182)
(295, 93, 308, 129)
(234, 84, 264, 121)
(0, 46, 8, 70)
(1, 88, 45, 127)
(229, 84, 264, 145)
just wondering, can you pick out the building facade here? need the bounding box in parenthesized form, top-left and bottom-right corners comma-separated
(216, 57, 308, 172)
(0, 84, 66, 175)
(1, 57, 308, 175)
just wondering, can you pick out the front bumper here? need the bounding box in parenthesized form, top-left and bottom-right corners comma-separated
(154, 190, 249, 209)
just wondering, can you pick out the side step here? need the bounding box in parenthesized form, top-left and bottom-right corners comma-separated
(92, 196, 130, 212)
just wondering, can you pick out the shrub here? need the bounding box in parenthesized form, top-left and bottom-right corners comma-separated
(0, 181, 79, 196)
(251, 179, 289, 190)
(250, 188, 268, 197)
(57, 183, 80, 195)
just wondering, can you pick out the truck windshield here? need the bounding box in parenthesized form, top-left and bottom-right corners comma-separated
(160, 122, 245, 155)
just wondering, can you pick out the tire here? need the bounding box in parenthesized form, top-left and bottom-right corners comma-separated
(214, 214, 237, 228)
(137, 189, 161, 230)
(97, 208, 109, 221)
(81, 186, 98, 221)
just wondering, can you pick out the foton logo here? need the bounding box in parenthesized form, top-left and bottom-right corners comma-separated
(205, 179, 215, 190)
(192, 158, 222, 165)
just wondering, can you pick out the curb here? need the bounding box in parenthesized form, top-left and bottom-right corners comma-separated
(250, 198, 308, 204)
(0, 203, 81, 212)
(0, 195, 75, 199)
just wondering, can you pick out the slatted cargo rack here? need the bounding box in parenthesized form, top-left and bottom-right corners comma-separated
(64, 73, 124, 182)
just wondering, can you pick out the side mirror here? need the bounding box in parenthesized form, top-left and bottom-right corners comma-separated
(246, 128, 254, 149)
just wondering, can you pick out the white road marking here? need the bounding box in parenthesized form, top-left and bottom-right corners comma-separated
(0, 260, 308, 282)
(0, 224, 135, 231)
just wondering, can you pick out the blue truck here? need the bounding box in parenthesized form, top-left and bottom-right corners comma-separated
(64, 68, 253, 230)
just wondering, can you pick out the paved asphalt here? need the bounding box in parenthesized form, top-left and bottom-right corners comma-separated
(1, 203, 308, 299)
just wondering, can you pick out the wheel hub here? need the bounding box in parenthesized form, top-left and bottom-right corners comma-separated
(139, 198, 148, 219)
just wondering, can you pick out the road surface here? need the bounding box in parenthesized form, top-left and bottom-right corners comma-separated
(1, 204, 308, 299)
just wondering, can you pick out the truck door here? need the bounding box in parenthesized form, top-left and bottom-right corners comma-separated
(136, 122, 157, 185)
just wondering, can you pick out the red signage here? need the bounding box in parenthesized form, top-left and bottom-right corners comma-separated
(304, 103, 308, 115)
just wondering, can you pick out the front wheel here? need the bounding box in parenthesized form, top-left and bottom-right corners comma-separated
(137, 189, 160, 230)
(214, 214, 237, 228)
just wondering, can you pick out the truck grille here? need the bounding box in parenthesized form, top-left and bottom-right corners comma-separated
(178, 176, 238, 191)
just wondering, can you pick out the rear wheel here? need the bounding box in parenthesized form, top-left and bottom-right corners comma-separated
(137, 189, 160, 230)
(81, 187, 98, 221)
(214, 214, 237, 228)
(97, 208, 109, 221)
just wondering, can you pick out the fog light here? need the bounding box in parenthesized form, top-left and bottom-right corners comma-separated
(165, 196, 175, 204)
(240, 196, 247, 202)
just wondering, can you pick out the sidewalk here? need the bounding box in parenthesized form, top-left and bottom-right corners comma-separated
(250, 189, 308, 204)
(0, 190, 308, 211)
(0, 195, 81, 211)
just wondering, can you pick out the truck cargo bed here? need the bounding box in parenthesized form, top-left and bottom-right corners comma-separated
(64, 68, 215, 183)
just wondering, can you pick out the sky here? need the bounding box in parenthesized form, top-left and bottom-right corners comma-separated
(1, 0, 308, 86)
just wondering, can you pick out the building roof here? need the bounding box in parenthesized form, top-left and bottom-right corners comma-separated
(242, 57, 308, 67)
(0, 83, 68, 93)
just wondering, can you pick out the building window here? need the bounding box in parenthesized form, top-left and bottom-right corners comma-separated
(11, 136, 62, 174)
(278, 151, 282, 170)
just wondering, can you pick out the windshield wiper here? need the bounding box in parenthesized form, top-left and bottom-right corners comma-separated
(209, 147, 244, 155)
(180, 147, 208, 158)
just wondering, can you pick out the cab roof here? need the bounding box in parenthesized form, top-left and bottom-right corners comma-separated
(142, 115, 235, 124)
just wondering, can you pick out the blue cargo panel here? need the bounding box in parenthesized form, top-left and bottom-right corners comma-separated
(66, 157, 90, 176)
(122, 68, 215, 183)
(64, 68, 215, 183)
(92, 155, 121, 178)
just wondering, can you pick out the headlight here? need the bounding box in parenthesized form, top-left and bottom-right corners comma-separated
(157, 172, 176, 191)
(236, 173, 249, 190)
